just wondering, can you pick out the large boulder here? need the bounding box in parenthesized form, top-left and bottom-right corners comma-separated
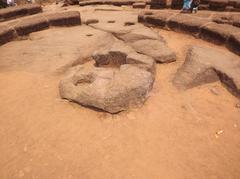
(173, 45, 240, 97)
(130, 39, 176, 63)
(60, 40, 156, 113)
(59, 64, 154, 113)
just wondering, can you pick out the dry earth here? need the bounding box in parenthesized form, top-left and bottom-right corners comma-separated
(0, 5, 240, 179)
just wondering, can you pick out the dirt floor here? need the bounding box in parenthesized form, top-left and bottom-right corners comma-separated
(0, 6, 240, 179)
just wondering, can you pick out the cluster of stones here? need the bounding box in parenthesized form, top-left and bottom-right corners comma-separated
(138, 11, 240, 55)
(0, 4, 239, 113)
(60, 20, 177, 113)
(0, 10, 81, 45)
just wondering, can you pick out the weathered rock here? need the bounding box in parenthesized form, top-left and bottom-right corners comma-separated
(46, 11, 81, 26)
(0, 25, 15, 45)
(79, 0, 135, 6)
(132, 2, 146, 8)
(228, 33, 240, 55)
(209, 0, 228, 10)
(92, 40, 135, 66)
(212, 14, 240, 28)
(59, 64, 154, 113)
(200, 23, 240, 45)
(144, 12, 175, 28)
(130, 39, 176, 63)
(116, 27, 162, 42)
(173, 45, 240, 97)
(126, 53, 156, 74)
(150, 0, 167, 9)
(92, 40, 156, 73)
(171, 0, 183, 9)
(168, 14, 211, 35)
(63, 0, 79, 6)
(85, 19, 99, 25)
(0, 4, 42, 21)
(14, 15, 49, 36)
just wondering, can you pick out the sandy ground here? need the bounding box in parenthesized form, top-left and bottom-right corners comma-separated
(0, 6, 240, 179)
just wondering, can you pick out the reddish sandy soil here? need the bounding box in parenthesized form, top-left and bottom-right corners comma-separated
(0, 6, 240, 179)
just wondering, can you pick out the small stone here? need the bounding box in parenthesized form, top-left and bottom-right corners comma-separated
(210, 87, 219, 95)
(216, 130, 224, 135)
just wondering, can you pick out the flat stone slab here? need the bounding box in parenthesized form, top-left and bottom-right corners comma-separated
(132, 2, 146, 8)
(200, 23, 240, 44)
(0, 4, 42, 22)
(0, 11, 82, 45)
(167, 14, 211, 35)
(13, 15, 49, 36)
(144, 12, 175, 27)
(116, 26, 162, 42)
(46, 11, 81, 26)
(59, 64, 154, 113)
(173, 45, 240, 97)
(79, 0, 137, 6)
(130, 39, 176, 63)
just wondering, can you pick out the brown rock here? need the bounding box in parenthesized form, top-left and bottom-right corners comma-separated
(173, 45, 240, 97)
(200, 23, 240, 45)
(228, 33, 240, 55)
(117, 27, 162, 42)
(130, 39, 176, 63)
(209, 0, 228, 10)
(85, 18, 99, 25)
(46, 11, 81, 26)
(0, 25, 15, 45)
(0, 4, 42, 21)
(132, 2, 146, 8)
(144, 12, 175, 27)
(168, 14, 211, 35)
(14, 15, 49, 36)
(59, 64, 154, 113)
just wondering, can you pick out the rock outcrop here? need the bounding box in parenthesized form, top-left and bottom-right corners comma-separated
(59, 64, 154, 113)
(59, 40, 156, 113)
(173, 45, 240, 97)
